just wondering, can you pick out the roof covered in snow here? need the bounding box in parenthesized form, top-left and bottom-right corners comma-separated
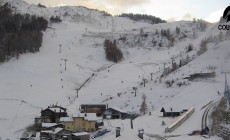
(40, 127, 63, 134)
(42, 123, 58, 128)
(73, 113, 99, 121)
(108, 107, 128, 113)
(47, 105, 66, 113)
(60, 117, 74, 122)
(72, 132, 89, 136)
(53, 128, 63, 134)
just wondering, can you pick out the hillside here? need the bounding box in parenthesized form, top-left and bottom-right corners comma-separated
(0, 0, 230, 139)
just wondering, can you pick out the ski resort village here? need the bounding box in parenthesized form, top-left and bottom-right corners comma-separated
(0, 0, 230, 139)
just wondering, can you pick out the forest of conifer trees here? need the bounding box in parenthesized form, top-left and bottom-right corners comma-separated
(0, 3, 48, 62)
(118, 13, 166, 24)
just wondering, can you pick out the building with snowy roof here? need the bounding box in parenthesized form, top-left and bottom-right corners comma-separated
(184, 72, 215, 81)
(72, 132, 90, 140)
(103, 107, 130, 119)
(80, 104, 107, 117)
(40, 127, 74, 140)
(35, 105, 68, 127)
(60, 113, 100, 132)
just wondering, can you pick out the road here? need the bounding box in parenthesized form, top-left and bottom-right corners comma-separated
(201, 99, 219, 130)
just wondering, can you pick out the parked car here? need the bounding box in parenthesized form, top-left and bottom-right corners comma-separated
(91, 128, 111, 139)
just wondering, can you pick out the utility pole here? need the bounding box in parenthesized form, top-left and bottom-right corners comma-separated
(130, 115, 133, 129)
(150, 73, 153, 81)
(59, 44, 62, 53)
(133, 87, 137, 97)
(143, 79, 147, 87)
(64, 59, 68, 70)
(224, 73, 228, 95)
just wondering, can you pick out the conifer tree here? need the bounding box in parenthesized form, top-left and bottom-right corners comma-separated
(140, 94, 148, 115)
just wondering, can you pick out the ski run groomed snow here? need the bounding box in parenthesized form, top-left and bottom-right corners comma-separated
(0, 0, 230, 139)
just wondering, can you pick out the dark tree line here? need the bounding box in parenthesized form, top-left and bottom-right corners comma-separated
(0, 3, 48, 62)
(101, 11, 111, 16)
(118, 13, 166, 24)
(50, 16, 62, 23)
(104, 39, 123, 63)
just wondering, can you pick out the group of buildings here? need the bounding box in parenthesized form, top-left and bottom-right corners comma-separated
(31, 104, 130, 140)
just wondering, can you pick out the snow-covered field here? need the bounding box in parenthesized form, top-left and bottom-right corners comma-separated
(0, 0, 230, 139)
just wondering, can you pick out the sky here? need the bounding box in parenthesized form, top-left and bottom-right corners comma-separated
(23, 0, 229, 23)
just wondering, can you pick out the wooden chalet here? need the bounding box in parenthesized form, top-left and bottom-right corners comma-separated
(103, 107, 130, 119)
(35, 105, 68, 128)
(35, 116, 52, 127)
(41, 105, 68, 123)
(160, 107, 188, 117)
(80, 104, 107, 117)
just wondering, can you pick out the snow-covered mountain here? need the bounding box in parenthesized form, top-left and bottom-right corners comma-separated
(0, 0, 230, 139)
